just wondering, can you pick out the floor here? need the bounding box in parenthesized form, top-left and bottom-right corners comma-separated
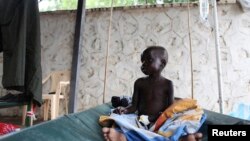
(0, 116, 44, 128)
(0, 116, 43, 137)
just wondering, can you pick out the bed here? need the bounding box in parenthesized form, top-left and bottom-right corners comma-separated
(0, 103, 249, 141)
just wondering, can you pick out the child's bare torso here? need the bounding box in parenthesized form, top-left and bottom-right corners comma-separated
(136, 77, 173, 121)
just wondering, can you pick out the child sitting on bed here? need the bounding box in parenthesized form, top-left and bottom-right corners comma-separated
(102, 46, 203, 141)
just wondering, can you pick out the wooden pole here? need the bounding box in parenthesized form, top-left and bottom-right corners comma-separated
(103, 0, 114, 103)
(212, 0, 224, 114)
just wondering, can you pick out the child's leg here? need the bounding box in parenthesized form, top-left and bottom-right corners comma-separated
(180, 133, 203, 141)
(102, 127, 127, 141)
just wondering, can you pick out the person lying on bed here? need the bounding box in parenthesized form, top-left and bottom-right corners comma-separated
(102, 46, 203, 141)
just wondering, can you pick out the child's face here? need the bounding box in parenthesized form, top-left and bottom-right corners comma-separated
(141, 50, 162, 75)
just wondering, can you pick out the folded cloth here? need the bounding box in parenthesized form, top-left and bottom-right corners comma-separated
(152, 98, 199, 132)
(156, 108, 205, 141)
(0, 93, 15, 101)
(99, 99, 206, 141)
(2, 94, 31, 103)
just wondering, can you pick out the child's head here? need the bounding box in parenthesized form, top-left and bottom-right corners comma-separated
(140, 46, 168, 75)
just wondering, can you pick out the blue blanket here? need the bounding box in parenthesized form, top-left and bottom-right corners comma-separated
(106, 110, 206, 141)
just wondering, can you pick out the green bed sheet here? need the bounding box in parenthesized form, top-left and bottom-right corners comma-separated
(0, 103, 249, 141)
(0, 101, 27, 109)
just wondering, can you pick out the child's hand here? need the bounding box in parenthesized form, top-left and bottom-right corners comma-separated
(113, 106, 127, 114)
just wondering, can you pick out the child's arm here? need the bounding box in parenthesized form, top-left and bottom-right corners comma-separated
(168, 80, 174, 106)
(114, 79, 141, 114)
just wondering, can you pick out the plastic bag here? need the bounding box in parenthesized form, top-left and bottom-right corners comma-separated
(0, 123, 20, 135)
(238, 0, 250, 12)
(156, 0, 164, 4)
(199, 0, 209, 22)
(229, 103, 250, 120)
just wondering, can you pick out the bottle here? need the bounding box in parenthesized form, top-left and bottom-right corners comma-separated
(199, 0, 209, 22)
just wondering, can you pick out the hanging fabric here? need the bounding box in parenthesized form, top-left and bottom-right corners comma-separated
(0, 0, 42, 106)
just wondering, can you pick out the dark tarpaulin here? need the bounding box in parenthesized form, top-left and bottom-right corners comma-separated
(0, 0, 42, 106)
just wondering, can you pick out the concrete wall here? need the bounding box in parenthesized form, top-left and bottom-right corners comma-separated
(1, 4, 250, 116)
